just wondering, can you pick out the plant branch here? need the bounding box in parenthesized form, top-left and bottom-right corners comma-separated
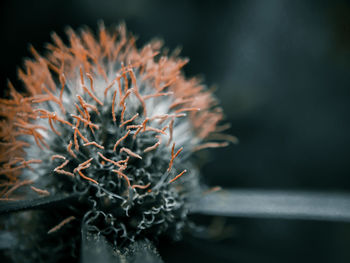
(190, 189, 350, 222)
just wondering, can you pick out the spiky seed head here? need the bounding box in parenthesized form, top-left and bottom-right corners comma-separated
(0, 23, 233, 259)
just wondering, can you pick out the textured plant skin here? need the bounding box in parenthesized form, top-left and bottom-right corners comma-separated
(0, 23, 234, 261)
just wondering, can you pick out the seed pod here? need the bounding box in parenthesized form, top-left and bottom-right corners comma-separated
(0, 23, 231, 261)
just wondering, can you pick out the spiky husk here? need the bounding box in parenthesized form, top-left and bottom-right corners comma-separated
(0, 23, 232, 261)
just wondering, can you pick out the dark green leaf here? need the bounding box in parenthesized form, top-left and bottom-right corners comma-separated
(0, 231, 17, 250)
(120, 239, 163, 263)
(0, 193, 79, 215)
(81, 224, 163, 263)
(81, 224, 120, 263)
(190, 189, 350, 222)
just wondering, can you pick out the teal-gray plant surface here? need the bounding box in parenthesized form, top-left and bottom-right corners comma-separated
(0, 23, 349, 263)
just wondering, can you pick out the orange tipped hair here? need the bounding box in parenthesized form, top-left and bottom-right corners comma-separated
(0, 23, 230, 198)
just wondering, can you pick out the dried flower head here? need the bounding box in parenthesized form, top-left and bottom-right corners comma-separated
(0, 23, 234, 261)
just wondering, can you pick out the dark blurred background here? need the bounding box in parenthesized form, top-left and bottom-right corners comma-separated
(1, 0, 350, 262)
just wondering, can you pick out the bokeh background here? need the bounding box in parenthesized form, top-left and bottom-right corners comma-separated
(1, 0, 350, 262)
